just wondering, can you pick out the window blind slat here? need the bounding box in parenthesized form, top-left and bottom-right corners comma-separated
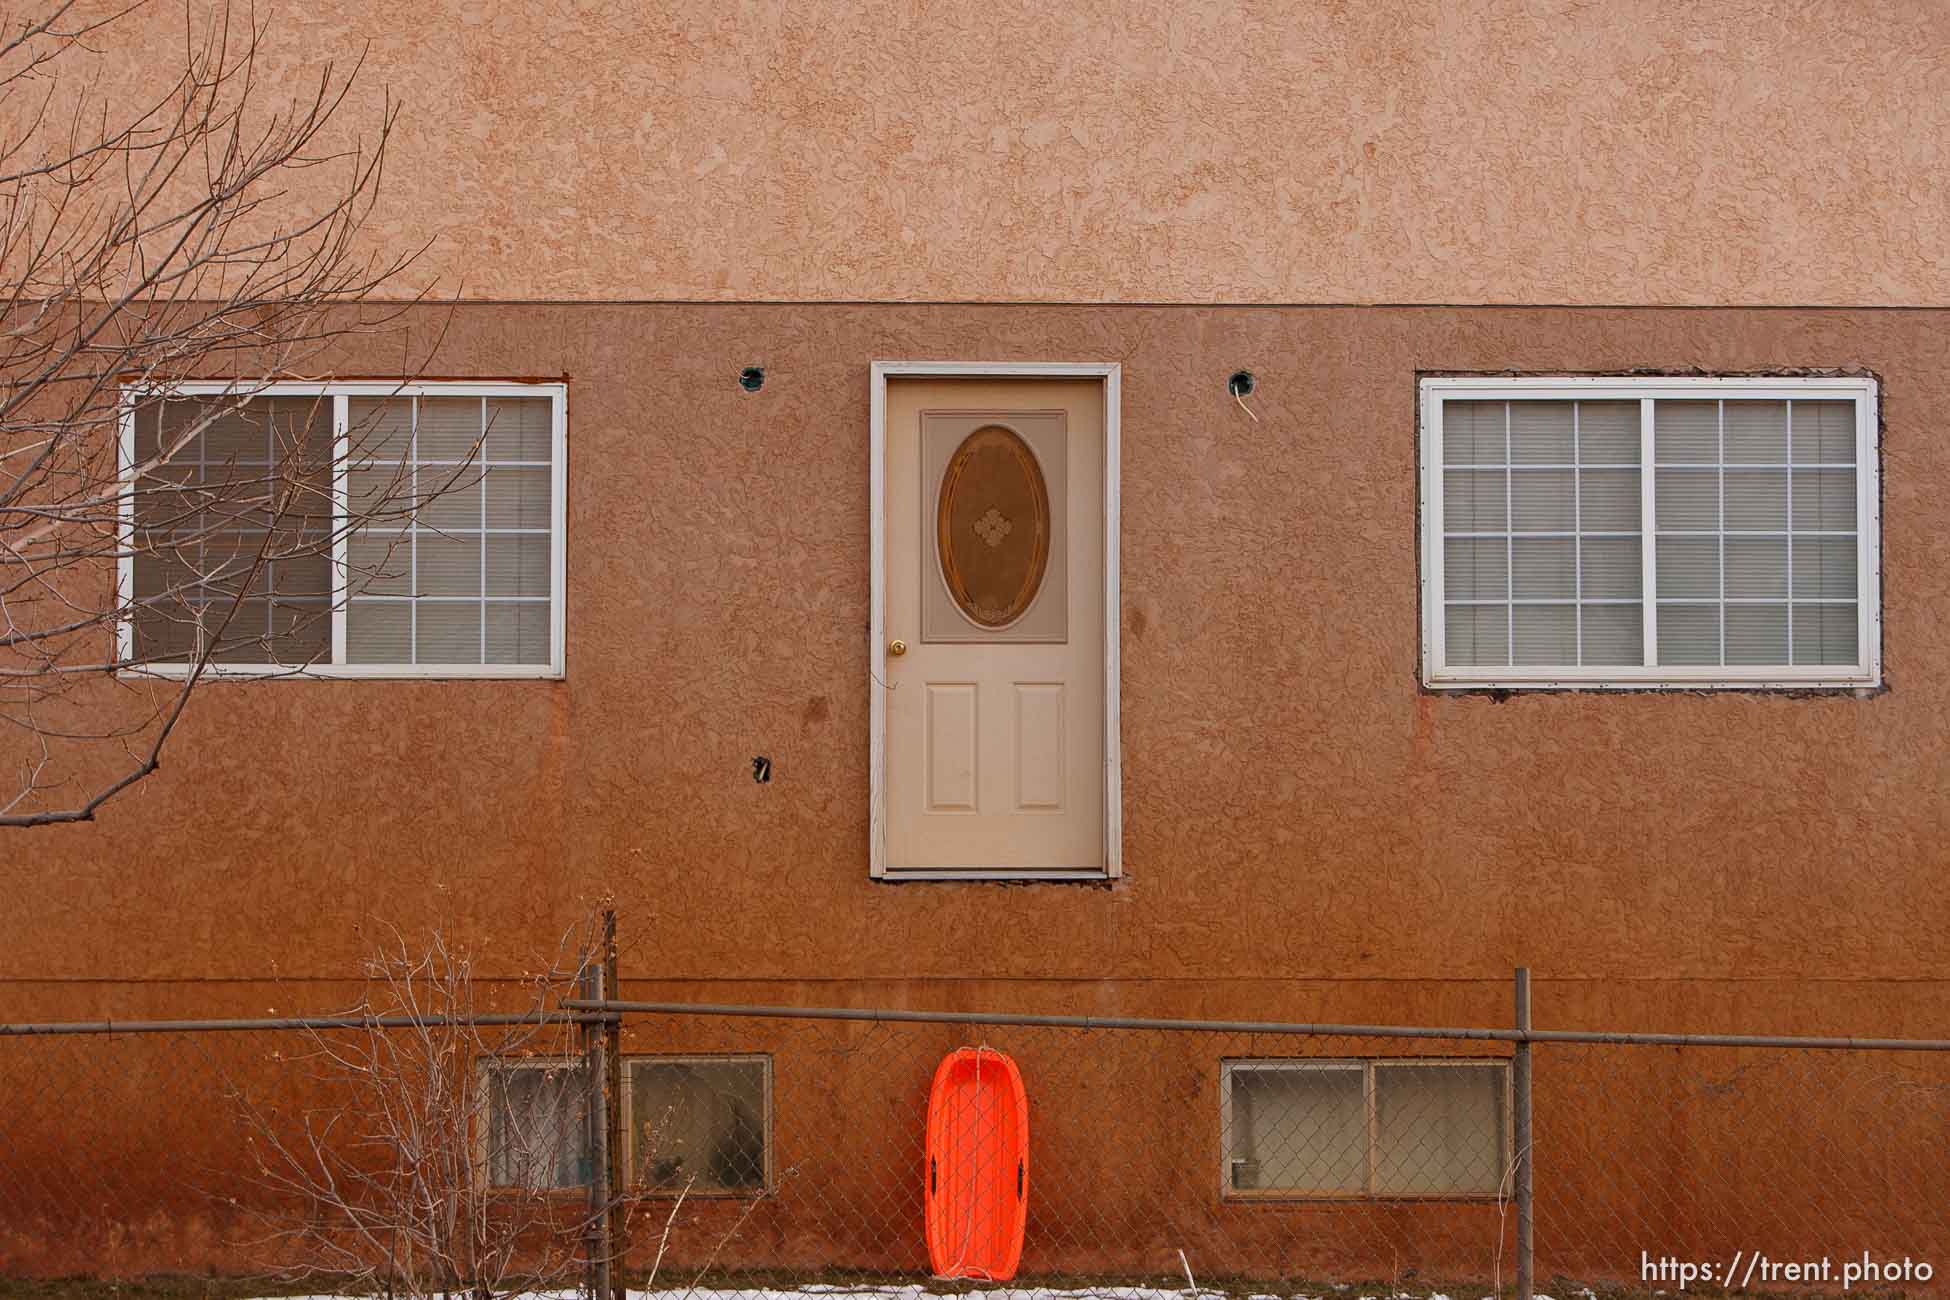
(1512, 539, 1574, 599)
(414, 532, 482, 595)
(1657, 537, 1719, 599)
(1724, 400, 1788, 463)
(1578, 469, 1639, 530)
(1792, 469, 1857, 530)
(1792, 537, 1856, 599)
(1445, 605, 1509, 667)
(1576, 401, 1640, 463)
(1512, 604, 1576, 664)
(1793, 603, 1859, 665)
(1792, 401, 1856, 464)
(1579, 537, 1641, 598)
(486, 603, 552, 665)
(486, 397, 553, 462)
(485, 467, 553, 529)
(345, 601, 410, 664)
(1443, 538, 1507, 600)
(414, 602, 482, 663)
(415, 396, 486, 459)
(1656, 469, 1719, 529)
(1656, 603, 1720, 666)
(1442, 401, 1505, 466)
(1579, 605, 1643, 665)
(1443, 469, 1506, 531)
(1655, 400, 1719, 462)
(1511, 401, 1573, 463)
(1725, 538, 1789, 598)
(1511, 469, 1574, 530)
(485, 535, 552, 599)
(1725, 469, 1788, 530)
(1726, 604, 1790, 665)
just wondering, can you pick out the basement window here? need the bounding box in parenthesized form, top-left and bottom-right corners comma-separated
(1419, 377, 1880, 689)
(1221, 1059, 1509, 1199)
(120, 381, 566, 678)
(483, 1059, 592, 1191)
(625, 1055, 772, 1195)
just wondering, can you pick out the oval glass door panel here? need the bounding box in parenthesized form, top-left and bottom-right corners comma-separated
(936, 424, 1052, 628)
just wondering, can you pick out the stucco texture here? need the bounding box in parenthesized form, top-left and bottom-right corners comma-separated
(82, 0, 1950, 305)
(7, 305, 1950, 1275)
(5, 302, 1949, 1006)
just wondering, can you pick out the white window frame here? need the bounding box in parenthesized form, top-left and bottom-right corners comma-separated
(1220, 1057, 1511, 1202)
(621, 1053, 773, 1197)
(1419, 375, 1881, 690)
(117, 380, 568, 679)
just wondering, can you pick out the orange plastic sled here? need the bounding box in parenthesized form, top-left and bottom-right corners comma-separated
(925, 1046, 1029, 1281)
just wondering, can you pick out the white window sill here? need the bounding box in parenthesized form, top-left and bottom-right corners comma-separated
(118, 663, 564, 681)
(1424, 668, 1880, 691)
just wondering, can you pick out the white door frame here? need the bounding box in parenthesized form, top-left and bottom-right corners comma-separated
(869, 360, 1122, 881)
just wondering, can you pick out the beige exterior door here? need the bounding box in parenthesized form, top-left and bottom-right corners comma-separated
(881, 376, 1107, 874)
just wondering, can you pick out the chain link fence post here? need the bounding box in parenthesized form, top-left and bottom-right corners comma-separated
(1514, 966, 1534, 1300)
(604, 910, 625, 1300)
(584, 951, 613, 1299)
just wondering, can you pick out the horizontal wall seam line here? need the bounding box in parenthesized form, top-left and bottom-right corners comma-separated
(342, 297, 1950, 312)
(7, 975, 1950, 986)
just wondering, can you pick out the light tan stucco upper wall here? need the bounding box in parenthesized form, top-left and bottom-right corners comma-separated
(98, 0, 1950, 304)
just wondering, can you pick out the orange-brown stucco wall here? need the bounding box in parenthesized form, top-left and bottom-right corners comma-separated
(78, 0, 1950, 305)
(6, 303, 1950, 1276)
(4, 302, 1948, 1001)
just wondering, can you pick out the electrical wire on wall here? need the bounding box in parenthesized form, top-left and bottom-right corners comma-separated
(1229, 370, 1259, 422)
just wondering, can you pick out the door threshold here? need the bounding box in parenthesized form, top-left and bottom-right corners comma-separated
(878, 867, 1112, 883)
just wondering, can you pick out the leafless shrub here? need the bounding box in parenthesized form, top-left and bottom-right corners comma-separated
(227, 920, 605, 1298)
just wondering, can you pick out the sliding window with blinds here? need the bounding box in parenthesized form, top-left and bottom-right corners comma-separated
(1420, 378, 1879, 689)
(122, 382, 566, 677)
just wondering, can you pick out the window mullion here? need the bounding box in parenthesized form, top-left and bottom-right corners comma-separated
(1504, 403, 1514, 665)
(1785, 400, 1796, 665)
(116, 392, 136, 667)
(480, 395, 489, 666)
(331, 394, 349, 666)
(1716, 400, 1726, 667)
(1426, 393, 1447, 675)
(1573, 403, 1583, 666)
(1640, 397, 1658, 666)
(409, 396, 419, 667)
(1858, 397, 1877, 676)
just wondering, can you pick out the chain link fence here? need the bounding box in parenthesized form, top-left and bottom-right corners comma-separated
(0, 1012, 607, 1279)
(5, 975, 1950, 1296)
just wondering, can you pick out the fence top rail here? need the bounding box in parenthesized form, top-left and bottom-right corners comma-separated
(565, 998, 1950, 1053)
(0, 1011, 609, 1037)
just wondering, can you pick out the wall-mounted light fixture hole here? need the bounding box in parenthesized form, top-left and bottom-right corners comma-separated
(739, 366, 766, 393)
(1227, 370, 1256, 398)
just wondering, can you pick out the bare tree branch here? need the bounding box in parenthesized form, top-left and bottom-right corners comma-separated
(222, 917, 609, 1296)
(1, 0, 455, 826)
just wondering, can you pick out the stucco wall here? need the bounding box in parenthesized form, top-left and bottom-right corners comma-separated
(5, 302, 1947, 1005)
(7, 979, 1948, 1276)
(84, 0, 1950, 305)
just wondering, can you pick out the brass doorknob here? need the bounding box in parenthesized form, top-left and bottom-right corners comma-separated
(889, 639, 907, 657)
